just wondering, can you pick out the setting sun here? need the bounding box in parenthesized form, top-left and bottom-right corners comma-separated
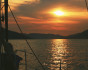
(53, 10, 64, 16)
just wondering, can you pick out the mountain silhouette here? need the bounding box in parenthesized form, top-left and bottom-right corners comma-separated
(3, 29, 63, 39)
(2, 29, 88, 39)
(66, 30, 88, 39)
(26, 33, 63, 39)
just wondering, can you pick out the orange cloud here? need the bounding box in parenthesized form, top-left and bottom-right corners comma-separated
(9, 0, 40, 10)
(17, 16, 80, 25)
(7, 0, 88, 36)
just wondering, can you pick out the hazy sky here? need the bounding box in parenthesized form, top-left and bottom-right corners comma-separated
(8, 0, 88, 36)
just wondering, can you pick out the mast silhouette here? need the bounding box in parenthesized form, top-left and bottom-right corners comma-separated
(5, 0, 8, 42)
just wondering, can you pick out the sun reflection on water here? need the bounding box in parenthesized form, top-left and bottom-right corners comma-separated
(9, 39, 88, 70)
(49, 39, 69, 70)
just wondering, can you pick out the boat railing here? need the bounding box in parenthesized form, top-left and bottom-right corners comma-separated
(15, 50, 27, 70)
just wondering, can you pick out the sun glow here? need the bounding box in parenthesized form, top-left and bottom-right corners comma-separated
(53, 10, 64, 16)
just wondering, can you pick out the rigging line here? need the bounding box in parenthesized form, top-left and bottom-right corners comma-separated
(8, 5, 45, 70)
(85, 0, 88, 11)
(0, 5, 4, 10)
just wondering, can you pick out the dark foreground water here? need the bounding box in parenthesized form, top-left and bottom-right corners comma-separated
(9, 39, 88, 70)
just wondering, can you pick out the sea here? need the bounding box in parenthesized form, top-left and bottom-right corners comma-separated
(9, 39, 88, 70)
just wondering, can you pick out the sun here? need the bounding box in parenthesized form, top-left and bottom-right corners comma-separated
(53, 10, 64, 16)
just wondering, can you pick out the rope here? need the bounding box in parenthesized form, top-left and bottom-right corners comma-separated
(85, 0, 88, 11)
(0, 5, 4, 10)
(8, 5, 45, 70)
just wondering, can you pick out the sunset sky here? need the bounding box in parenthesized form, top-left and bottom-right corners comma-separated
(7, 0, 88, 36)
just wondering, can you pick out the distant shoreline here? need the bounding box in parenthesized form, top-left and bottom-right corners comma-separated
(4, 29, 88, 39)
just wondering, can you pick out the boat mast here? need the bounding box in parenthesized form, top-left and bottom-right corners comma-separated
(0, 0, 1, 32)
(5, 0, 8, 42)
(0, 0, 3, 42)
(0, 0, 2, 69)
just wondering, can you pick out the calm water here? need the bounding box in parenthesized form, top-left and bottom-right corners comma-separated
(9, 39, 88, 70)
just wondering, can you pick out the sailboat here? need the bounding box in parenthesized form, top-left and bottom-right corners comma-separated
(0, 0, 88, 70)
(0, 0, 23, 70)
(0, 0, 45, 70)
